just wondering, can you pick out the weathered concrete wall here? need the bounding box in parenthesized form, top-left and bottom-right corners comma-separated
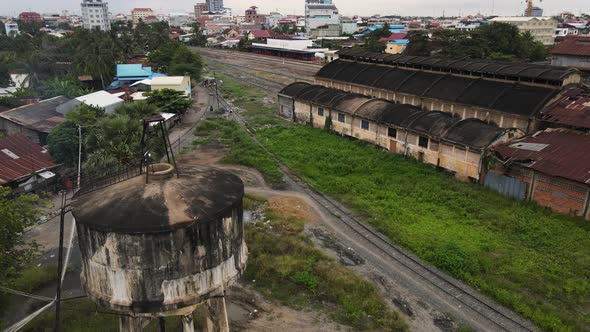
(76, 205, 247, 314)
(278, 95, 294, 120)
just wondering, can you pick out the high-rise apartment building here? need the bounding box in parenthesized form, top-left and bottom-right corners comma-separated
(195, 3, 208, 17)
(81, 0, 110, 31)
(305, 0, 340, 32)
(206, 0, 224, 13)
(528, 6, 544, 17)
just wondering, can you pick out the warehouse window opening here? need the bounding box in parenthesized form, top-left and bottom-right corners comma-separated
(337, 113, 345, 122)
(419, 136, 429, 148)
(388, 127, 397, 138)
(318, 108, 324, 116)
(361, 120, 369, 130)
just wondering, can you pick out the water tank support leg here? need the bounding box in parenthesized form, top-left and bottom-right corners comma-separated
(182, 313, 195, 332)
(119, 315, 143, 332)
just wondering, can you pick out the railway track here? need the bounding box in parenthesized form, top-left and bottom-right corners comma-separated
(204, 57, 314, 86)
(207, 81, 540, 332)
(195, 47, 322, 77)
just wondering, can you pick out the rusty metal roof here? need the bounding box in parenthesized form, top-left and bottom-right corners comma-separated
(540, 87, 590, 130)
(318, 60, 558, 117)
(0, 134, 58, 184)
(494, 128, 590, 184)
(335, 49, 579, 83)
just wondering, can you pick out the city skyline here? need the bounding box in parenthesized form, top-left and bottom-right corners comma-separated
(1, 0, 589, 18)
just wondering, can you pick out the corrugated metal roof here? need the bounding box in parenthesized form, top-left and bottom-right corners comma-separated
(116, 64, 153, 78)
(494, 128, 590, 184)
(318, 60, 558, 117)
(0, 134, 58, 184)
(550, 36, 590, 57)
(335, 49, 578, 82)
(0, 96, 69, 133)
(540, 87, 590, 130)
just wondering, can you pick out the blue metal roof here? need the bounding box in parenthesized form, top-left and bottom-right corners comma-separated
(388, 39, 410, 45)
(116, 64, 153, 79)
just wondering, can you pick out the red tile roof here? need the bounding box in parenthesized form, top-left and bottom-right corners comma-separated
(378, 33, 408, 43)
(133, 8, 153, 12)
(541, 87, 590, 130)
(550, 36, 590, 57)
(250, 30, 272, 39)
(493, 128, 590, 184)
(0, 134, 58, 184)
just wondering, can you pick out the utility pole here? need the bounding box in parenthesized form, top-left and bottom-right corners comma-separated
(77, 125, 82, 188)
(54, 191, 67, 332)
(214, 72, 221, 112)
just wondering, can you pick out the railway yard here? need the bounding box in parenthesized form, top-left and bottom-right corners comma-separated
(195, 47, 320, 91)
(194, 48, 546, 332)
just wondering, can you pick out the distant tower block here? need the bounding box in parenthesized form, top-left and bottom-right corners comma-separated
(72, 165, 247, 332)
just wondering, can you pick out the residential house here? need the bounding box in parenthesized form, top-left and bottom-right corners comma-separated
(64, 90, 125, 114)
(0, 96, 75, 144)
(222, 28, 240, 39)
(4, 20, 19, 36)
(109, 64, 166, 88)
(151, 76, 192, 98)
(248, 29, 272, 41)
(550, 36, 590, 71)
(0, 134, 59, 192)
(490, 128, 590, 220)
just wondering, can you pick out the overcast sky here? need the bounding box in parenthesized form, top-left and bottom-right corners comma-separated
(1, 0, 589, 18)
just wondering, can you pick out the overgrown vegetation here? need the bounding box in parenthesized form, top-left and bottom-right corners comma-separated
(208, 72, 590, 332)
(243, 196, 408, 331)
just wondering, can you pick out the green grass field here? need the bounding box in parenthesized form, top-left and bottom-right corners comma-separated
(204, 70, 590, 332)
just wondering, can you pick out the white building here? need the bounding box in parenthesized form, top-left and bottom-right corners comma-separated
(76, 90, 124, 114)
(341, 20, 358, 35)
(81, 0, 110, 31)
(4, 20, 19, 36)
(490, 16, 557, 46)
(305, 0, 340, 31)
(168, 13, 192, 27)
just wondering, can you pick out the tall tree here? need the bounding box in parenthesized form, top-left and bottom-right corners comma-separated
(145, 88, 192, 114)
(0, 188, 44, 284)
(404, 30, 432, 56)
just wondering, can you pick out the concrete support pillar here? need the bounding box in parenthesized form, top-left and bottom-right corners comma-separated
(182, 314, 195, 332)
(119, 316, 143, 332)
(194, 298, 229, 332)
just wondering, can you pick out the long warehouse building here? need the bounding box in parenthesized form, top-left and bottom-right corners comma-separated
(314, 49, 581, 133)
(279, 82, 523, 180)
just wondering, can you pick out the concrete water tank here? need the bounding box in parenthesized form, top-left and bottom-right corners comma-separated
(71, 165, 247, 329)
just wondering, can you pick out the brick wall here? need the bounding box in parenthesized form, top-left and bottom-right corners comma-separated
(533, 174, 589, 218)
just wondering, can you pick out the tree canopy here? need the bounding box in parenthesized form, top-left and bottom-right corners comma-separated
(145, 88, 192, 114)
(405, 22, 548, 61)
(0, 188, 44, 284)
